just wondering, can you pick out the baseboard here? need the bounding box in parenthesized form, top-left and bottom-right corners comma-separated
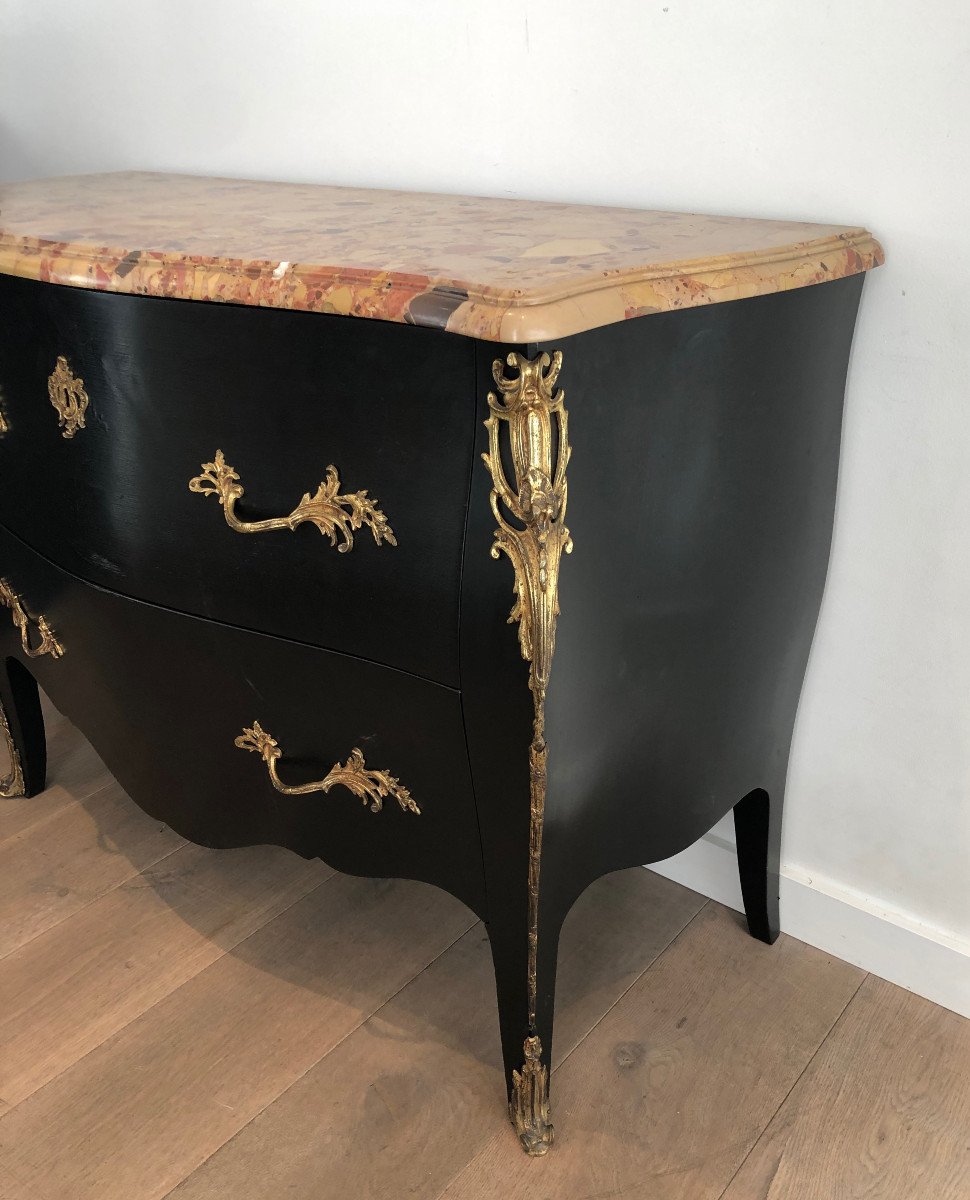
(648, 836, 970, 1019)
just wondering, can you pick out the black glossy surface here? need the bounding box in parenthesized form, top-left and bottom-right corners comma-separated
(735, 788, 779, 944)
(0, 655, 46, 796)
(0, 523, 486, 917)
(461, 276, 864, 1087)
(0, 275, 476, 686)
(0, 272, 867, 1118)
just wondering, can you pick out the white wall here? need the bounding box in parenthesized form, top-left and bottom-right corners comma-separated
(2, 1, 968, 1004)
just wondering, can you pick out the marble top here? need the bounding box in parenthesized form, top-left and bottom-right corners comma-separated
(0, 171, 883, 342)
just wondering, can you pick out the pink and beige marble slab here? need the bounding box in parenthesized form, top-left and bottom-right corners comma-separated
(0, 172, 883, 342)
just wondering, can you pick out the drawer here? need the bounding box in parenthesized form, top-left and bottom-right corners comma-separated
(0, 275, 476, 686)
(0, 521, 486, 915)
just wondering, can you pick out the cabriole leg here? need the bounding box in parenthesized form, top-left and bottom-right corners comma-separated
(733, 787, 781, 945)
(464, 347, 574, 1155)
(0, 657, 46, 798)
(486, 895, 561, 1156)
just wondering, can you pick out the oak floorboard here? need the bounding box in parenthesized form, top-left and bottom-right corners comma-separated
(0, 1161, 39, 1200)
(0, 840, 333, 1108)
(2, 714, 963, 1200)
(440, 903, 865, 1200)
(167, 868, 705, 1200)
(0, 781, 185, 960)
(719, 975, 970, 1200)
(0, 874, 476, 1200)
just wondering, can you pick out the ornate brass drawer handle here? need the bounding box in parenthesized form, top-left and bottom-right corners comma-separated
(48, 356, 89, 438)
(189, 450, 396, 552)
(0, 579, 64, 659)
(235, 721, 420, 814)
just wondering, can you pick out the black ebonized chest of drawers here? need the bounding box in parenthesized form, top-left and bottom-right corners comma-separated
(0, 173, 880, 1156)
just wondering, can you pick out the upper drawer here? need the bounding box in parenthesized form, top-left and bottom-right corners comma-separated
(0, 275, 476, 685)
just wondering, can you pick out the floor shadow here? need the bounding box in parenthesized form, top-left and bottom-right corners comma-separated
(6, 691, 705, 1083)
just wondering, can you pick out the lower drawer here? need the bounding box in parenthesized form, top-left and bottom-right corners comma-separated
(0, 522, 486, 917)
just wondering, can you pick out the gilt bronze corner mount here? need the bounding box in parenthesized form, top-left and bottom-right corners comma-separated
(0, 704, 26, 799)
(483, 349, 571, 1155)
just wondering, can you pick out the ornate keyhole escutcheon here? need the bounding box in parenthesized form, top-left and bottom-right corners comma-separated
(47, 356, 89, 438)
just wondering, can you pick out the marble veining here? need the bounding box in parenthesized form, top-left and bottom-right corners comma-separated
(0, 172, 883, 341)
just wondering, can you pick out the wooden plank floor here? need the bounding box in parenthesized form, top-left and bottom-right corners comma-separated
(0, 701, 967, 1200)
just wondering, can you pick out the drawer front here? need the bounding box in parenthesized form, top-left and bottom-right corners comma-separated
(0, 522, 486, 915)
(0, 275, 476, 686)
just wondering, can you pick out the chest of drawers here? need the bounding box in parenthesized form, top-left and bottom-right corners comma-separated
(0, 172, 882, 1155)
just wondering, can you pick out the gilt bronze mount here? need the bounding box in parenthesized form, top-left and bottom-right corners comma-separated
(47, 356, 89, 438)
(0, 703, 25, 798)
(235, 721, 419, 814)
(0, 578, 64, 660)
(484, 349, 572, 1155)
(189, 450, 396, 551)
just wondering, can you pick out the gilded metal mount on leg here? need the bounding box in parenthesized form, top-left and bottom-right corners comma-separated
(0, 704, 25, 798)
(510, 1035, 554, 1156)
(483, 350, 571, 1155)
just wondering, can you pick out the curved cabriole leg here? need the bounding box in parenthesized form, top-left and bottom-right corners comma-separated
(466, 285, 864, 1149)
(512, 1036, 552, 1154)
(734, 787, 781, 945)
(487, 893, 561, 1156)
(467, 347, 573, 1155)
(0, 657, 46, 798)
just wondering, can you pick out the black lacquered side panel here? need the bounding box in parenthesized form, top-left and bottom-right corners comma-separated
(459, 278, 865, 1089)
(541, 274, 865, 896)
(0, 276, 477, 686)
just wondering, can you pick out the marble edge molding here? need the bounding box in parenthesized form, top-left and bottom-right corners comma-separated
(0, 227, 883, 343)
